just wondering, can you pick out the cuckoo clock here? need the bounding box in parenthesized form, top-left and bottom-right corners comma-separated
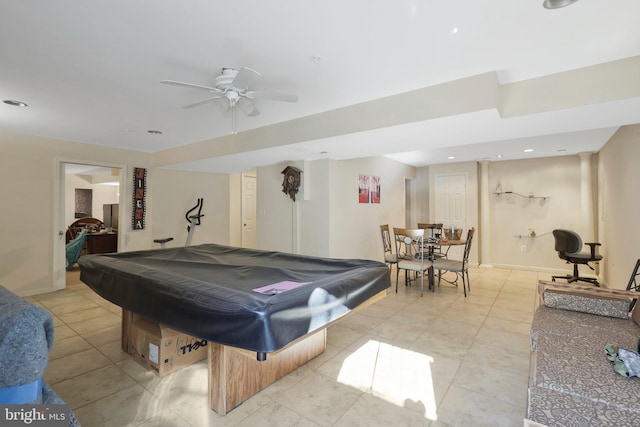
(281, 166, 302, 201)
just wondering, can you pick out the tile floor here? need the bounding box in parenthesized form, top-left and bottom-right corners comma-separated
(27, 266, 544, 427)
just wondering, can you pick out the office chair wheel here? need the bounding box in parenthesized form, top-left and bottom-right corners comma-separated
(552, 278, 556, 282)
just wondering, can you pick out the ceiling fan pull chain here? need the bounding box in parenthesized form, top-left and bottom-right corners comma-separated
(231, 104, 237, 134)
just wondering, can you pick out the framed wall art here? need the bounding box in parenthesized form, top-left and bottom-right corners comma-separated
(132, 167, 146, 230)
(358, 174, 381, 204)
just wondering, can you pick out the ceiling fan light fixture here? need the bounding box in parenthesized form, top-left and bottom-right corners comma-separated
(543, 0, 579, 9)
(162, 66, 297, 135)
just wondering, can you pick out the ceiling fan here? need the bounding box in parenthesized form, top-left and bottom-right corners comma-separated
(161, 67, 298, 134)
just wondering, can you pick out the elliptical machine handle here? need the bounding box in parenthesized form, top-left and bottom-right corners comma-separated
(186, 198, 204, 228)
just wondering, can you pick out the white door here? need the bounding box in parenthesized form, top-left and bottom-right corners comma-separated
(435, 174, 467, 260)
(241, 174, 257, 248)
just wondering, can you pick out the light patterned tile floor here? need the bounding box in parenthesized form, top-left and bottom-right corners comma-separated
(34, 266, 546, 426)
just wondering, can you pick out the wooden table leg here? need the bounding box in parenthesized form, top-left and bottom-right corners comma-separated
(208, 329, 327, 415)
(122, 309, 133, 354)
(428, 266, 435, 292)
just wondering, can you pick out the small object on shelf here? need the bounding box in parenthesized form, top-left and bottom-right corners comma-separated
(493, 191, 549, 201)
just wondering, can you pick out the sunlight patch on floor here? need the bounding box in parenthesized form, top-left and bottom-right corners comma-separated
(337, 340, 437, 420)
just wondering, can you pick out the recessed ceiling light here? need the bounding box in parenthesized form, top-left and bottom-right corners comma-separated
(496, 154, 503, 158)
(447, 156, 455, 160)
(147, 130, 163, 135)
(3, 100, 28, 107)
(524, 148, 534, 153)
(450, 27, 459, 35)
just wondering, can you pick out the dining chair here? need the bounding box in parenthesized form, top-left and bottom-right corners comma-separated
(431, 228, 475, 297)
(417, 223, 445, 258)
(393, 227, 431, 296)
(379, 224, 399, 288)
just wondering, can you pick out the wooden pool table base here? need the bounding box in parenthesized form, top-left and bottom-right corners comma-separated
(121, 289, 386, 415)
(208, 328, 326, 415)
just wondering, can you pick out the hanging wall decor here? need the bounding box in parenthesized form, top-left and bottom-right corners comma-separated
(74, 188, 93, 218)
(358, 174, 370, 203)
(370, 175, 381, 203)
(281, 165, 302, 201)
(132, 167, 146, 230)
(358, 174, 381, 204)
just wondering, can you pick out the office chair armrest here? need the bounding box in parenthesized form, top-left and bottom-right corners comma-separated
(585, 242, 601, 258)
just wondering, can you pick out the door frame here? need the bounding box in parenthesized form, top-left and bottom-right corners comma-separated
(241, 171, 257, 248)
(53, 158, 126, 291)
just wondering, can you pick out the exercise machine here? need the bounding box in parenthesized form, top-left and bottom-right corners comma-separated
(154, 198, 204, 248)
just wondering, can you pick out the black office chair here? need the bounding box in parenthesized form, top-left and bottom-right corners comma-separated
(551, 229, 602, 286)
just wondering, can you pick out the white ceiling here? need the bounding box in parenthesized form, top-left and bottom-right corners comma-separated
(1, 1, 639, 173)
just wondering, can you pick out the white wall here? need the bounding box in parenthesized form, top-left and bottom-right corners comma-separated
(298, 159, 331, 257)
(256, 156, 414, 263)
(4, 125, 638, 296)
(488, 156, 583, 272)
(0, 131, 152, 295)
(598, 125, 640, 288)
(328, 156, 415, 261)
(228, 172, 242, 247)
(416, 167, 430, 224)
(151, 169, 231, 248)
(256, 163, 299, 253)
(415, 156, 605, 276)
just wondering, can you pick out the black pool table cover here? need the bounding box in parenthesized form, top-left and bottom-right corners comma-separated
(79, 243, 390, 353)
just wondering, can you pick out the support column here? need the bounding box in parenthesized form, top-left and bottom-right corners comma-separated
(578, 152, 595, 241)
(479, 160, 492, 267)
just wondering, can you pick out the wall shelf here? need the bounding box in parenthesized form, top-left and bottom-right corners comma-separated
(514, 232, 552, 239)
(494, 191, 549, 201)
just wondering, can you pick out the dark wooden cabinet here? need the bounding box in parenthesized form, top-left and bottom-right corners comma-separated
(86, 232, 118, 254)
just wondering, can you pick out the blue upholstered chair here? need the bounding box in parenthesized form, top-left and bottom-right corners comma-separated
(0, 285, 80, 425)
(65, 228, 88, 271)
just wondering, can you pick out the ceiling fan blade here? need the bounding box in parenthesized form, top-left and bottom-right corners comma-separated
(215, 98, 231, 117)
(239, 99, 260, 117)
(246, 91, 298, 102)
(182, 96, 223, 109)
(231, 67, 261, 90)
(161, 80, 220, 92)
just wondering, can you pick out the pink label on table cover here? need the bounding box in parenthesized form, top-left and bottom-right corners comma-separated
(253, 281, 311, 295)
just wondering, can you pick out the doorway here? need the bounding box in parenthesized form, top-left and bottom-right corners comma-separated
(435, 173, 467, 260)
(54, 161, 124, 290)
